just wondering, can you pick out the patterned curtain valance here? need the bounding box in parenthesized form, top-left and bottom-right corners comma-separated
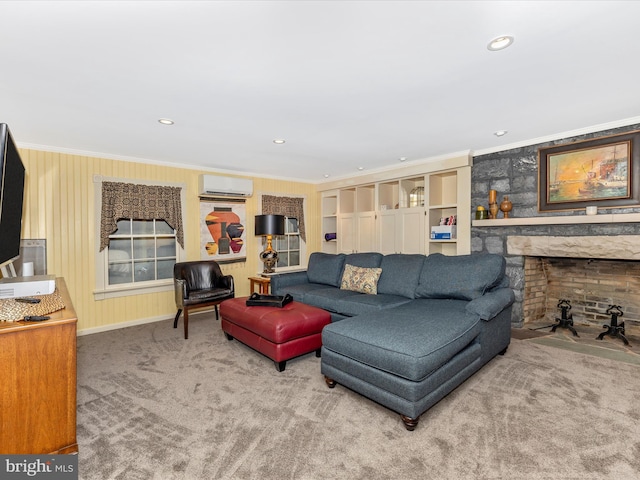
(261, 195, 306, 242)
(99, 181, 184, 251)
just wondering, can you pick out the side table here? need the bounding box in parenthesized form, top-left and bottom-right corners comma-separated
(248, 276, 271, 294)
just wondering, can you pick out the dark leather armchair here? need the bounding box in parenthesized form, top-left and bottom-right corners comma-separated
(173, 260, 235, 339)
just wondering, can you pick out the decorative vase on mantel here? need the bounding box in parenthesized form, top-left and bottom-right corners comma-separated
(489, 203, 499, 220)
(488, 189, 498, 219)
(500, 196, 513, 218)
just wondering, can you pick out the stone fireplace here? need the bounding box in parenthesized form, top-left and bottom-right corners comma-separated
(508, 235, 640, 330)
(470, 121, 640, 330)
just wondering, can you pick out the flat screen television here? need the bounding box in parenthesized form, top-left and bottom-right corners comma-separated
(0, 123, 26, 273)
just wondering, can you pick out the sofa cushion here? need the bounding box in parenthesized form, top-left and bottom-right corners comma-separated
(278, 283, 328, 303)
(335, 292, 412, 317)
(415, 253, 506, 301)
(377, 254, 425, 299)
(303, 287, 362, 313)
(307, 252, 346, 287)
(322, 299, 482, 382)
(340, 264, 382, 294)
(344, 252, 383, 268)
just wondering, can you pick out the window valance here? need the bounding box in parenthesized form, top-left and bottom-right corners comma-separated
(261, 195, 306, 242)
(99, 181, 184, 251)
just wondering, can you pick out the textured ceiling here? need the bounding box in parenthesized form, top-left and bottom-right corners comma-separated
(2, 1, 640, 182)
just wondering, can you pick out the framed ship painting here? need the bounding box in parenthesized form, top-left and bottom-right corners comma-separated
(538, 130, 640, 212)
(199, 199, 246, 263)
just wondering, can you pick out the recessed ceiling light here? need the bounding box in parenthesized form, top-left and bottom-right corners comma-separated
(323, 174, 330, 178)
(487, 35, 514, 51)
(399, 157, 407, 162)
(358, 167, 364, 171)
(158, 118, 174, 125)
(273, 139, 286, 144)
(494, 130, 508, 137)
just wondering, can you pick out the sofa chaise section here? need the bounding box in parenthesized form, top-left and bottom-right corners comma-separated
(272, 251, 515, 430)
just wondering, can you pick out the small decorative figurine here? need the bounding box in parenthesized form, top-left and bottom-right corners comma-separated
(499, 196, 513, 218)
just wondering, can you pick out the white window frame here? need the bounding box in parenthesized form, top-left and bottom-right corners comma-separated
(257, 193, 307, 274)
(93, 175, 186, 300)
(274, 216, 302, 269)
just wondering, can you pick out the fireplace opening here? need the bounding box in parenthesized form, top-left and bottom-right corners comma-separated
(522, 256, 640, 337)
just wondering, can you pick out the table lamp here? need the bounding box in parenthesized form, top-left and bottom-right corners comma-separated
(255, 214, 285, 274)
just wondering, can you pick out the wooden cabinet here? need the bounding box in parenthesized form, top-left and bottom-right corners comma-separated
(0, 278, 78, 454)
(335, 185, 376, 254)
(377, 176, 427, 255)
(378, 207, 425, 255)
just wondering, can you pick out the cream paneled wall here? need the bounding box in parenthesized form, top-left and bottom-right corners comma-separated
(18, 148, 320, 333)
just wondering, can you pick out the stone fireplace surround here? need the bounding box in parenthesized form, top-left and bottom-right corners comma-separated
(470, 122, 640, 328)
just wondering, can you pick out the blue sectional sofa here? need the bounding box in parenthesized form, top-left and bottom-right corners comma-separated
(270, 252, 515, 430)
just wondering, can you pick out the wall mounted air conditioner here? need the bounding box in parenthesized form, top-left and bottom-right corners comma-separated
(198, 174, 253, 198)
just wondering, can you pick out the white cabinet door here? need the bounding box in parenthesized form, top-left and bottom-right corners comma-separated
(399, 208, 425, 254)
(356, 211, 377, 252)
(337, 214, 355, 254)
(378, 210, 399, 255)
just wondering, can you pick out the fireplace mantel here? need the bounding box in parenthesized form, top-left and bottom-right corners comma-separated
(507, 235, 640, 260)
(472, 212, 640, 227)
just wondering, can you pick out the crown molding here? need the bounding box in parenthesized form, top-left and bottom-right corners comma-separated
(472, 116, 640, 157)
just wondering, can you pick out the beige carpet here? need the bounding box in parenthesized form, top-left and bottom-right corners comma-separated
(76, 314, 640, 479)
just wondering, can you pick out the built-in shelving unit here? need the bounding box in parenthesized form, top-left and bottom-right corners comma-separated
(319, 155, 472, 256)
(321, 190, 338, 254)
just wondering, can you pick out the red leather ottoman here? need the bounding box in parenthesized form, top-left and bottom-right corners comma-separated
(219, 297, 331, 372)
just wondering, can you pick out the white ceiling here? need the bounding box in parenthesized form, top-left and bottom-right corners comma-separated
(2, 1, 640, 183)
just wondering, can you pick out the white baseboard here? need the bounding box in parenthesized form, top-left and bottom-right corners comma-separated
(77, 314, 174, 336)
(77, 307, 218, 336)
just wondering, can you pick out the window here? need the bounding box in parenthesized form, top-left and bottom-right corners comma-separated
(94, 177, 186, 300)
(107, 219, 178, 285)
(258, 193, 307, 272)
(274, 217, 301, 268)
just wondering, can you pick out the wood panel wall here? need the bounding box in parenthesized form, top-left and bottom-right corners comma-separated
(17, 148, 320, 333)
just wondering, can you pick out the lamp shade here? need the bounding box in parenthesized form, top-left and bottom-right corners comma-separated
(255, 214, 285, 236)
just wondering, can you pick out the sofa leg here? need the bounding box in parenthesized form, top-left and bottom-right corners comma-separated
(499, 346, 508, 355)
(275, 361, 286, 372)
(315, 348, 321, 358)
(224, 332, 234, 341)
(400, 415, 419, 431)
(324, 376, 337, 388)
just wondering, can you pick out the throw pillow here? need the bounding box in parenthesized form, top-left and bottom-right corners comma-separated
(340, 264, 382, 294)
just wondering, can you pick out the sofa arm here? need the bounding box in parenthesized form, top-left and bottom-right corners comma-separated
(270, 271, 309, 295)
(466, 288, 515, 321)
